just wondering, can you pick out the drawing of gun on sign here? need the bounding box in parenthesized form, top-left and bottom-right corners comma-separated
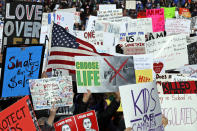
(103, 57, 136, 86)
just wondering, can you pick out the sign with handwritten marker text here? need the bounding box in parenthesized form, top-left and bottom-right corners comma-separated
(0, 45, 44, 97)
(119, 82, 163, 130)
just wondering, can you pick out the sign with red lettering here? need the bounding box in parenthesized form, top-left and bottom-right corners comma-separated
(3, 2, 43, 48)
(162, 81, 197, 94)
(146, 9, 165, 32)
(137, 10, 146, 18)
(54, 110, 99, 131)
(0, 96, 40, 131)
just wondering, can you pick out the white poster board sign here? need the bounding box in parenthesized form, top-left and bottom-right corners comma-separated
(99, 4, 116, 11)
(165, 18, 191, 36)
(146, 34, 188, 70)
(119, 82, 163, 130)
(54, 11, 75, 34)
(29, 77, 73, 110)
(156, 73, 197, 131)
(97, 9, 123, 22)
(126, 0, 136, 10)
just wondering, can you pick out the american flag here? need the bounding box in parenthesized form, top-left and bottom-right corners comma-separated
(46, 23, 111, 74)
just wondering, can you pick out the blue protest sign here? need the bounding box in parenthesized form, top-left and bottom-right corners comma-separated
(0, 45, 44, 97)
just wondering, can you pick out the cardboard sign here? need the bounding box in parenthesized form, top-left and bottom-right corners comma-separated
(162, 7, 176, 18)
(188, 42, 197, 65)
(99, 4, 116, 11)
(54, 110, 99, 131)
(119, 82, 163, 130)
(146, 34, 188, 70)
(97, 9, 123, 22)
(75, 55, 153, 93)
(156, 74, 197, 131)
(0, 45, 44, 97)
(0, 96, 40, 130)
(165, 18, 191, 36)
(146, 31, 166, 41)
(3, 2, 43, 46)
(162, 81, 197, 94)
(29, 76, 73, 110)
(126, 0, 136, 10)
(146, 8, 165, 32)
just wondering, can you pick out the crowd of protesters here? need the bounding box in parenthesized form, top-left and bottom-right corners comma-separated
(0, 0, 195, 131)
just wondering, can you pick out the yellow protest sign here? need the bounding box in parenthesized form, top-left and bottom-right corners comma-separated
(135, 69, 153, 84)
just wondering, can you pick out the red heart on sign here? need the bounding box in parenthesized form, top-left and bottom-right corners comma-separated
(153, 62, 164, 73)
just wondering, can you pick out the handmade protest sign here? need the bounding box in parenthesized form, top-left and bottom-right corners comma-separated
(54, 11, 75, 34)
(126, 0, 136, 9)
(179, 8, 191, 18)
(95, 20, 120, 35)
(146, 8, 165, 32)
(146, 31, 166, 41)
(97, 9, 123, 22)
(0, 96, 40, 131)
(156, 74, 197, 131)
(3, 2, 43, 47)
(54, 110, 99, 131)
(41, 13, 52, 26)
(178, 65, 197, 78)
(75, 56, 136, 93)
(161, 7, 176, 18)
(162, 81, 197, 94)
(75, 55, 153, 93)
(99, 4, 116, 11)
(29, 76, 73, 110)
(188, 42, 197, 65)
(165, 18, 191, 36)
(146, 34, 188, 70)
(119, 82, 163, 130)
(0, 45, 44, 97)
(137, 10, 146, 18)
(52, 68, 69, 77)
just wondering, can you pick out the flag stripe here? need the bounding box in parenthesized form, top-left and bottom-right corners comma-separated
(50, 51, 93, 57)
(48, 60, 75, 65)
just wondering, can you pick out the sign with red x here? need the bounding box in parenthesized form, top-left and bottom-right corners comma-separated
(104, 58, 129, 83)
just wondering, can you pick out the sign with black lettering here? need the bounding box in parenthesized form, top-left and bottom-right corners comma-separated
(3, 2, 43, 48)
(0, 45, 44, 97)
(162, 81, 197, 94)
(0, 96, 40, 131)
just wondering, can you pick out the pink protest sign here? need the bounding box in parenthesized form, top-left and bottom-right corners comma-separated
(146, 9, 165, 32)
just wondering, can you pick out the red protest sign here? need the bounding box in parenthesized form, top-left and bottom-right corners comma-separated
(162, 81, 197, 94)
(0, 96, 40, 131)
(137, 10, 146, 18)
(54, 110, 99, 131)
(74, 110, 99, 131)
(54, 116, 77, 131)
